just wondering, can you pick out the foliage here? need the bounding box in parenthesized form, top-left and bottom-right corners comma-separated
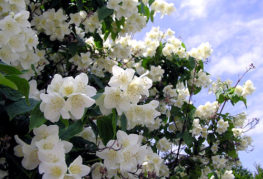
(0, 0, 257, 178)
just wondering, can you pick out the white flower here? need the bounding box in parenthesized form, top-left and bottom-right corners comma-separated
(0, 46, 18, 64)
(91, 163, 105, 179)
(32, 124, 59, 143)
(117, 130, 142, 148)
(60, 77, 75, 97)
(242, 80, 255, 96)
(66, 93, 95, 119)
(109, 65, 135, 90)
(222, 170, 234, 179)
(103, 86, 131, 115)
(157, 137, 171, 152)
(216, 119, 229, 135)
(68, 156, 91, 178)
(0, 15, 21, 35)
(14, 135, 40, 170)
(47, 74, 64, 94)
(148, 65, 164, 82)
(96, 140, 120, 170)
(35, 135, 60, 152)
(40, 93, 69, 122)
(79, 127, 96, 143)
(234, 85, 243, 96)
(41, 162, 67, 179)
(29, 80, 41, 100)
(74, 73, 97, 97)
(119, 145, 139, 172)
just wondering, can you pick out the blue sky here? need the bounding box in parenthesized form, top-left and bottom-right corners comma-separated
(136, 0, 263, 172)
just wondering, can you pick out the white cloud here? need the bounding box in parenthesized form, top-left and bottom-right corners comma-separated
(209, 46, 263, 76)
(179, 0, 216, 20)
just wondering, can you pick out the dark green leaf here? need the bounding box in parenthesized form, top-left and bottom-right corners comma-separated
(0, 87, 23, 101)
(76, 0, 84, 10)
(120, 114, 127, 131)
(5, 98, 38, 119)
(0, 73, 17, 90)
(183, 132, 193, 147)
(149, 0, 155, 6)
(59, 120, 84, 140)
(112, 109, 117, 138)
(6, 75, 30, 102)
(97, 115, 114, 145)
(29, 103, 46, 131)
(93, 33, 103, 49)
(97, 6, 114, 21)
(150, 10, 155, 22)
(0, 63, 22, 75)
(70, 136, 98, 153)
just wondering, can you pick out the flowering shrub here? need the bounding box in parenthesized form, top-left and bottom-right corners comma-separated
(0, 0, 257, 178)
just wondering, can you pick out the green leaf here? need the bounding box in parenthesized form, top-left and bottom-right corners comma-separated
(59, 120, 83, 140)
(150, 10, 155, 22)
(93, 33, 103, 49)
(0, 73, 18, 90)
(97, 6, 114, 21)
(149, 0, 155, 6)
(183, 132, 193, 147)
(112, 109, 117, 138)
(29, 103, 46, 131)
(70, 136, 98, 153)
(76, 0, 83, 10)
(5, 75, 30, 102)
(228, 149, 238, 159)
(188, 56, 196, 70)
(97, 115, 114, 145)
(0, 63, 22, 75)
(5, 98, 38, 119)
(0, 87, 23, 101)
(120, 114, 127, 131)
(181, 42, 186, 50)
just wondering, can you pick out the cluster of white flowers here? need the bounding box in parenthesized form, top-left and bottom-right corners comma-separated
(40, 73, 97, 122)
(125, 100, 161, 130)
(195, 101, 219, 120)
(212, 155, 227, 169)
(232, 128, 243, 137)
(191, 119, 202, 136)
(14, 124, 90, 179)
(233, 112, 246, 127)
(163, 83, 189, 107)
(96, 130, 168, 178)
(156, 137, 171, 152)
(0, 0, 26, 17)
(211, 141, 219, 154)
(216, 119, 229, 135)
(148, 65, 165, 82)
(69, 10, 87, 26)
(191, 70, 211, 88)
(235, 80, 255, 97)
(162, 36, 186, 58)
(32, 8, 70, 41)
(151, 0, 175, 17)
(221, 170, 235, 179)
(106, 0, 147, 34)
(189, 42, 213, 61)
(209, 78, 232, 94)
(0, 1, 41, 72)
(109, 36, 132, 60)
(83, 11, 101, 33)
(102, 65, 152, 115)
(237, 135, 252, 151)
